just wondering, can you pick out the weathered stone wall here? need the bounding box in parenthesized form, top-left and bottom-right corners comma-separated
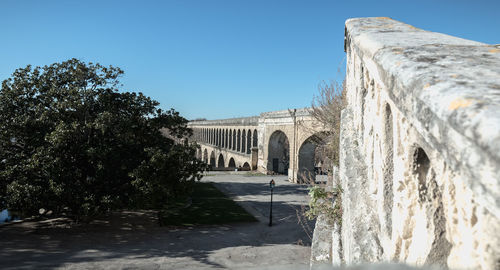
(327, 17, 500, 270)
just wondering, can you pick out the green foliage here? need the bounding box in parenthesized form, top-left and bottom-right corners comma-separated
(305, 184, 343, 226)
(0, 59, 208, 221)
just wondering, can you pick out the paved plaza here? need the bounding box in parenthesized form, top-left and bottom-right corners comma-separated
(0, 172, 314, 269)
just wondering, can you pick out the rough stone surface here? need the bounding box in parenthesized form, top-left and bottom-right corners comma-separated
(333, 17, 500, 270)
(310, 214, 334, 268)
(340, 107, 383, 264)
(331, 222, 342, 267)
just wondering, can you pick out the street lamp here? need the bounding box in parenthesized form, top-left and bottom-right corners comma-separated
(269, 179, 275, 227)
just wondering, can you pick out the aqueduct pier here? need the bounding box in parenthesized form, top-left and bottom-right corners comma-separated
(188, 108, 326, 183)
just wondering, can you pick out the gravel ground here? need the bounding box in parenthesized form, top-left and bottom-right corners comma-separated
(0, 172, 315, 269)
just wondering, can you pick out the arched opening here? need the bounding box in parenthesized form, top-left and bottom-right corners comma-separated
(246, 130, 252, 154)
(412, 146, 452, 266)
(253, 129, 258, 147)
(242, 129, 246, 153)
(221, 129, 225, 148)
(242, 162, 251, 171)
(215, 129, 218, 146)
(217, 154, 225, 168)
(220, 129, 223, 147)
(237, 130, 241, 152)
(203, 149, 208, 163)
(414, 147, 430, 202)
(217, 129, 220, 146)
(197, 148, 202, 159)
(233, 129, 237, 150)
(298, 135, 322, 183)
(228, 158, 236, 168)
(267, 130, 289, 174)
(210, 151, 216, 168)
(214, 129, 217, 146)
(221, 129, 224, 148)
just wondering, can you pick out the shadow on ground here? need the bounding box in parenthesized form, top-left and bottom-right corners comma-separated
(0, 174, 315, 269)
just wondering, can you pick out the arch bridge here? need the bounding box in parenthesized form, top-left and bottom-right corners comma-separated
(188, 108, 327, 183)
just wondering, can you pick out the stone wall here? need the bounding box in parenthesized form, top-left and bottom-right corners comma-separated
(311, 17, 500, 270)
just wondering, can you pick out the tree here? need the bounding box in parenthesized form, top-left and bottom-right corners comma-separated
(310, 80, 346, 168)
(0, 59, 206, 221)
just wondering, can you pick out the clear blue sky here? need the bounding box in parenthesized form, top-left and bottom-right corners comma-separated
(1, 0, 499, 120)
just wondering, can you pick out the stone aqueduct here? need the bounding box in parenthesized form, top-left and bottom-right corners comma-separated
(188, 108, 326, 182)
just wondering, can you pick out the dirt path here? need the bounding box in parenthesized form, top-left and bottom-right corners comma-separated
(0, 172, 314, 269)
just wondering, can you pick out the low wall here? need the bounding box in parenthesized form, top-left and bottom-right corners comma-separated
(311, 17, 500, 270)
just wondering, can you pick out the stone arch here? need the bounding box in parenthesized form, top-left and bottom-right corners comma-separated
(413, 147, 431, 203)
(383, 103, 394, 235)
(228, 158, 236, 168)
(242, 162, 251, 171)
(203, 149, 208, 163)
(210, 151, 216, 168)
(242, 129, 246, 153)
(221, 129, 226, 148)
(267, 130, 290, 174)
(297, 134, 324, 183)
(411, 146, 451, 266)
(237, 130, 241, 152)
(217, 153, 225, 168)
(253, 129, 258, 147)
(220, 129, 224, 148)
(217, 129, 221, 147)
(233, 129, 237, 150)
(212, 129, 215, 145)
(215, 129, 218, 146)
(246, 130, 252, 154)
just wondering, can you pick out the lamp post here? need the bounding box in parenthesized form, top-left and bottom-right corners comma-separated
(269, 179, 275, 227)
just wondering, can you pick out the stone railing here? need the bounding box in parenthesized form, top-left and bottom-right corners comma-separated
(311, 17, 499, 270)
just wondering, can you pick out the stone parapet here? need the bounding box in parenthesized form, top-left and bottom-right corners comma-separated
(345, 17, 500, 218)
(327, 17, 500, 270)
(189, 116, 259, 126)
